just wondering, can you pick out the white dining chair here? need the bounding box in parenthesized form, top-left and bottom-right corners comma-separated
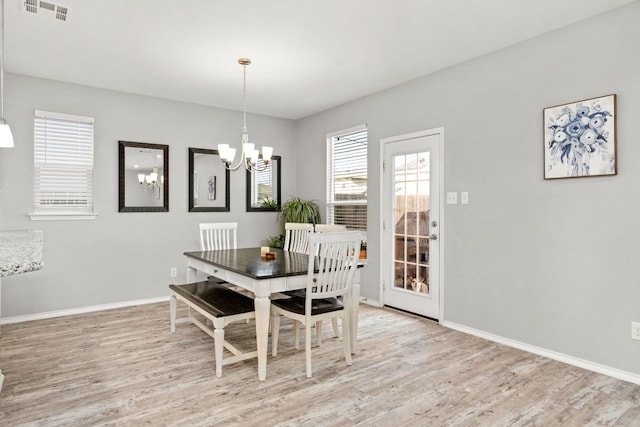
(270, 231, 362, 377)
(314, 223, 347, 339)
(283, 222, 313, 254)
(199, 222, 238, 251)
(314, 224, 347, 233)
(199, 222, 247, 295)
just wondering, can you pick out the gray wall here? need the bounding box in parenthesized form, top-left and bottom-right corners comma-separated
(1, 2, 638, 377)
(0, 74, 295, 315)
(294, 2, 640, 375)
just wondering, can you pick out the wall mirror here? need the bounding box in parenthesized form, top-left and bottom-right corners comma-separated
(246, 155, 281, 212)
(189, 147, 230, 212)
(119, 140, 169, 212)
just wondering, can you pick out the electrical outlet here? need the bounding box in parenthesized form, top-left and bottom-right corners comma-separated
(170, 267, 177, 278)
(632, 322, 640, 341)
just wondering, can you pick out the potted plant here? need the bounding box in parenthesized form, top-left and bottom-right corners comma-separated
(261, 197, 321, 249)
(260, 196, 278, 209)
(278, 196, 321, 233)
(261, 234, 285, 249)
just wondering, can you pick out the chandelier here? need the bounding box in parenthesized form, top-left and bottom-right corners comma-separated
(138, 166, 162, 189)
(217, 58, 272, 172)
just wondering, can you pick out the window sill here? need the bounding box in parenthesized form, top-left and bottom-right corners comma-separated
(28, 212, 97, 221)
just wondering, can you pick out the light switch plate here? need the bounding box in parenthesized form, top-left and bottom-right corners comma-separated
(461, 192, 469, 205)
(446, 192, 458, 204)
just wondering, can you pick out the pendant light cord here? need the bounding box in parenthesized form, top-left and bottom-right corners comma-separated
(242, 63, 247, 134)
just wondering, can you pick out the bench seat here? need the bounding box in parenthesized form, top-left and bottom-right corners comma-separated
(169, 281, 255, 317)
(169, 281, 257, 377)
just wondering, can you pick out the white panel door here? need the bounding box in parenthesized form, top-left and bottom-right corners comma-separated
(382, 129, 442, 319)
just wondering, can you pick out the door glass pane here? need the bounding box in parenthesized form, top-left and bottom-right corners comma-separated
(405, 153, 418, 181)
(406, 263, 417, 290)
(417, 265, 429, 294)
(418, 237, 429, 263)
(394, 236, 405, 261)
(407, 237, 417, 263)
(405, 181, 418, 209)
(392, 151, 430, 294)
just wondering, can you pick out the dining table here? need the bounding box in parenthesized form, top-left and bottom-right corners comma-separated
(184, 247, 362, 381)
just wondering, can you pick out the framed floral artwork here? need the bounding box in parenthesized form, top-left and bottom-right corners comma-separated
(543, 94, 616, 179)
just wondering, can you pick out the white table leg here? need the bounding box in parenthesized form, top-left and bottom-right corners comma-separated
(169, 294, 177, 333)
(187, 265, 196, 283)
(254, 295, 271, 381)
(351, 282, 360, 353)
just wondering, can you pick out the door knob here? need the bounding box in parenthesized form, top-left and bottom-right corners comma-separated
(429, 234, 438, 240)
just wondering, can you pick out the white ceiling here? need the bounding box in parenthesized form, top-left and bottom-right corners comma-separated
(4, 0, 636, 120)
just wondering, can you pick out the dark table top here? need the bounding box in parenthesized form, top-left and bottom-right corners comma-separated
(184, 248, 312, 280)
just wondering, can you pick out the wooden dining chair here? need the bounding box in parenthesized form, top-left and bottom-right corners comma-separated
(283, 222, 314, 254)
(199, 222, 238, 251)
(270, 231, 362, 377)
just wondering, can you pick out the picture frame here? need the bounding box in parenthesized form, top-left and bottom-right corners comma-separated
(543, 94, 616, 180)
(118, 140, 169, 212)
(188, 147, 230, 212)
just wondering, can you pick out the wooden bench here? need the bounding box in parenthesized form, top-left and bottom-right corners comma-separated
(169, 281, 256, 377)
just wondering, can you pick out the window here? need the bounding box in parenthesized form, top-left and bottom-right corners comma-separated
(326, 125, 367, 230)
(29, 110, 96, 220)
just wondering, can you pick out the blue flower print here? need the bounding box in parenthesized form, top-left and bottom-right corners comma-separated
(576, 106, 590, 117)
(589, 114, 606, 129)
(546, 99, 613, 177)
(566, 120, 584, 137)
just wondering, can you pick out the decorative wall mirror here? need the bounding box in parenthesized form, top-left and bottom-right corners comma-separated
(246, 155, 281, 212)
(118, 140, 169, 212)
(189, 147, 231, 212)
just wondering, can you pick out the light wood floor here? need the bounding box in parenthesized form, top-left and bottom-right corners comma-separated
(1, 302, 639, 426)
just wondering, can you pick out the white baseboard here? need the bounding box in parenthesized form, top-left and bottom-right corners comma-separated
(440, 320, 640, 386)
(0, 295, 170, 326)
(360, 297, 382, 307)
(3, 296, 378, 325)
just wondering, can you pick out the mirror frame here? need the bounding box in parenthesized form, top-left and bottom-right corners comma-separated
(188, 147, 231, 212)
(246, 155, 281, 212)
(118, 140, 169, 212)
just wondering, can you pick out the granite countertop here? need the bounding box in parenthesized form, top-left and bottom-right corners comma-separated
(0, 230, 44, 277)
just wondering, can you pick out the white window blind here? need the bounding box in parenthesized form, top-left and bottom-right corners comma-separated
(32, 110, 95, 218)
(326, 126, 368, 230)
(253, 159, 273, 204)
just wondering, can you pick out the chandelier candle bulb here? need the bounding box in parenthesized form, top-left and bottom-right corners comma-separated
(262, 146, 273, 162)
(217, 144, 228, 159)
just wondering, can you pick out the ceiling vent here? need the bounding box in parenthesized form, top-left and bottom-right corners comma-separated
(23, 0, 70, 22)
